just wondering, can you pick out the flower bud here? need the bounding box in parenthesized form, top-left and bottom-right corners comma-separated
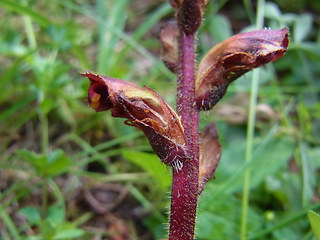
(169, 0, 183, 9)
(171, 0, 209, 35)
(160, 21, 179, 73)
(82, 71, 187, 166)
(170, 0, 209, 11)
(199, 123, 221, 194)
(195, 28, 289, 110)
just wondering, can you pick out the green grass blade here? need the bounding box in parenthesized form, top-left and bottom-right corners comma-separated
(308, 210, 320, 239)
(300, 141, 314, 207)
(241, 0, 265, 239)
(96, 0, 129, 72)
(113, 3, 172, 68)
(0, 0, 50, 27)
(0, 95, 36, 124)
(0, 205, 21, 240)
(58, 0, 158, 65)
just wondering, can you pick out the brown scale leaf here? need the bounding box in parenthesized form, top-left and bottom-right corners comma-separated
(171, 0, 209, 34)
(195, 28, 289, 110)
(199, 123, 222, 194)
(82, 71, 187, 166)
(160, 21, 179, 73)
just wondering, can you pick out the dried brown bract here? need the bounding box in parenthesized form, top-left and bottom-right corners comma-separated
(83, 71, 187, 167)
(171, 0, 209, 34)
(199, 123, 222, 194)
(160, 21, 179, 73)
(195, 28, 289, 110)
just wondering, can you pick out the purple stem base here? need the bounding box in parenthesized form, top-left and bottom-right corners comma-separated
(169, 32, 199, 240)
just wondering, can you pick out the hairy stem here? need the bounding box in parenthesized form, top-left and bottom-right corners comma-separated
(169, 31, 199, 239)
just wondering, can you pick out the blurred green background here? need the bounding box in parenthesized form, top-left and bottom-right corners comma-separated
(0, 0, 319, 239)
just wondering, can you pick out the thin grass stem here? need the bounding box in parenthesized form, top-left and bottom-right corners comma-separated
(240, 0, 265, 239)
(22, 0, 37, 49)
(0, 205, 21, 240)
(41, 178, 48, 219)
(23, 15, 37, 49)
(39, 111, 49, 155)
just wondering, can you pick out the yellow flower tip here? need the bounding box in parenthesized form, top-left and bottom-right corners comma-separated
(88, 91, 101, 110)
(91, 92, 101, 102)
(90, 100, 100, 110)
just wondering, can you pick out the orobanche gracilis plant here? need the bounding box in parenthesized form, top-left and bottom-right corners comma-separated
(82, 1, 289, 239)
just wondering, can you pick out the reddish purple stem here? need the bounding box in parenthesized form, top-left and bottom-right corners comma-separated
(169, 31, 199, 239)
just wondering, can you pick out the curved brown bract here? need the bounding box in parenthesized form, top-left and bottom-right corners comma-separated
(160, 21, 179, 73)
(195, 28, 289, 111)
(83, 71, 187, 165)
(199, 123, 222, 194)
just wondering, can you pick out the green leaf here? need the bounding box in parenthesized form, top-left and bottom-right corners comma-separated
(203, 134, 295, 199)
(245, 135, 294, 189)
(55, 227, 85, 239)
(298, 100, 312, 135)
(198, 194, 262, 239)
(308, 210, 320, 239)
(47, 205, 65, 225)
(123, 151, 171, 191)
(17, 150, 48, 175)
(46, 25, 72, 51)
(300, 142, 313, 207)
(17, 149, 72, 178)
(40, 98, 55, 115)
(142, 215, 167, 240)
(294, 14, 313, 43)
(18, 206, 41, 225)
(46, 150, 72, 178)
(39, 219, 56, 240)
(264, 2, 282, 20)
(208, 14, 232, 42)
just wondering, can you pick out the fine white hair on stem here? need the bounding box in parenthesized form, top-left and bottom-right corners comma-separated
(171, 159, 183, 172)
